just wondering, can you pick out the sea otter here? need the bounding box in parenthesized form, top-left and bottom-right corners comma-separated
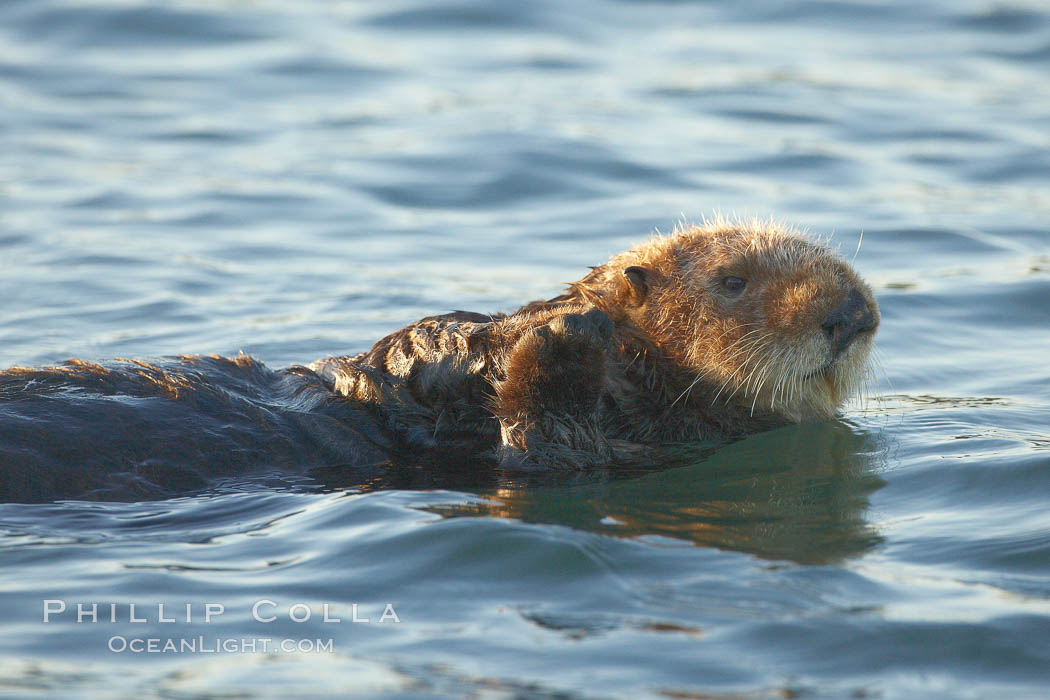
(309, 218, 879, 468)
(0, 218, 878, 501)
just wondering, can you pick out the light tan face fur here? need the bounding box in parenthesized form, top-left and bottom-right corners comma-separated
(610, 221, 879, 422)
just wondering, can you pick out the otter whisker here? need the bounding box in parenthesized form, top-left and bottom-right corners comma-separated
(670, 372, 705, 407)
(769, 349, 793, 410)
(722, 356, 763, 405)
(710, 373, 739, 405)
(870, 347, 893, 396)
(716, 336, 778, 405)
(715, 333, 776, 369)
(710, 322, 764, 346)
(728, 332, 776, 367)
(791, 360, 805, 406)
(771, 354, 794, 411)
(740, 342, 776, 396)
(750, 364, 771, 414)
(791, 361, 803, 404)
(705, 339, 773, 390)
(754, 351, 785, 410)
(713, 333, 769, 363)
(712, 323, 767, 345)
(720, 332, 776, 361)
(781, 356, 800, 410)
(749, 355, 780, 416)
(744, 357, 768, 398)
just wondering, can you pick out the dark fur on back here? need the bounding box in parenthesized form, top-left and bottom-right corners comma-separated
(0, 356, 388, 501)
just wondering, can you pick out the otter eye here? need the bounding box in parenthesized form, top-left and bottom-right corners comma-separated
(722, 276, 746, 293)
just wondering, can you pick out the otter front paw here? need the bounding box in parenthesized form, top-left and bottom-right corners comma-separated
(544, 308, 614, 350)
(498, 308, 612, 420)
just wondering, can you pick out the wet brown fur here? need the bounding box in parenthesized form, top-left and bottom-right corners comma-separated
(310, 218, 880, 468)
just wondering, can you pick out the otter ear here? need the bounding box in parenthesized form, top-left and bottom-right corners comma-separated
(622, 266, 650, 306)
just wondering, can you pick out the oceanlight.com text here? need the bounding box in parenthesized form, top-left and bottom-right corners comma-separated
(107, 636, 335, 654)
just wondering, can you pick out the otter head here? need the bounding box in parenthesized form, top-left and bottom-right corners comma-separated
(594, 220, 879, 422)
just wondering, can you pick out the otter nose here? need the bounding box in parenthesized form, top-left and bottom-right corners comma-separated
(822, 288, 876, 356)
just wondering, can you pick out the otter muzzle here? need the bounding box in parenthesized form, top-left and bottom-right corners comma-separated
(822, 288, 876, 356)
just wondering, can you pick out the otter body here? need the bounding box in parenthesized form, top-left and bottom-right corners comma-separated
(0, 219, 879, 500)
(310, 219, 879, 468)
(0, 355, 391, 501)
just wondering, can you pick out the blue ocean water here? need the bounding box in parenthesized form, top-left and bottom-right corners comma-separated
(2, 0, 1049, 697)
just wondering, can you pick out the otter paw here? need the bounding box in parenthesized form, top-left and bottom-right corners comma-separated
(499, 310, 613, 419)
(541, 308, 613, 350)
